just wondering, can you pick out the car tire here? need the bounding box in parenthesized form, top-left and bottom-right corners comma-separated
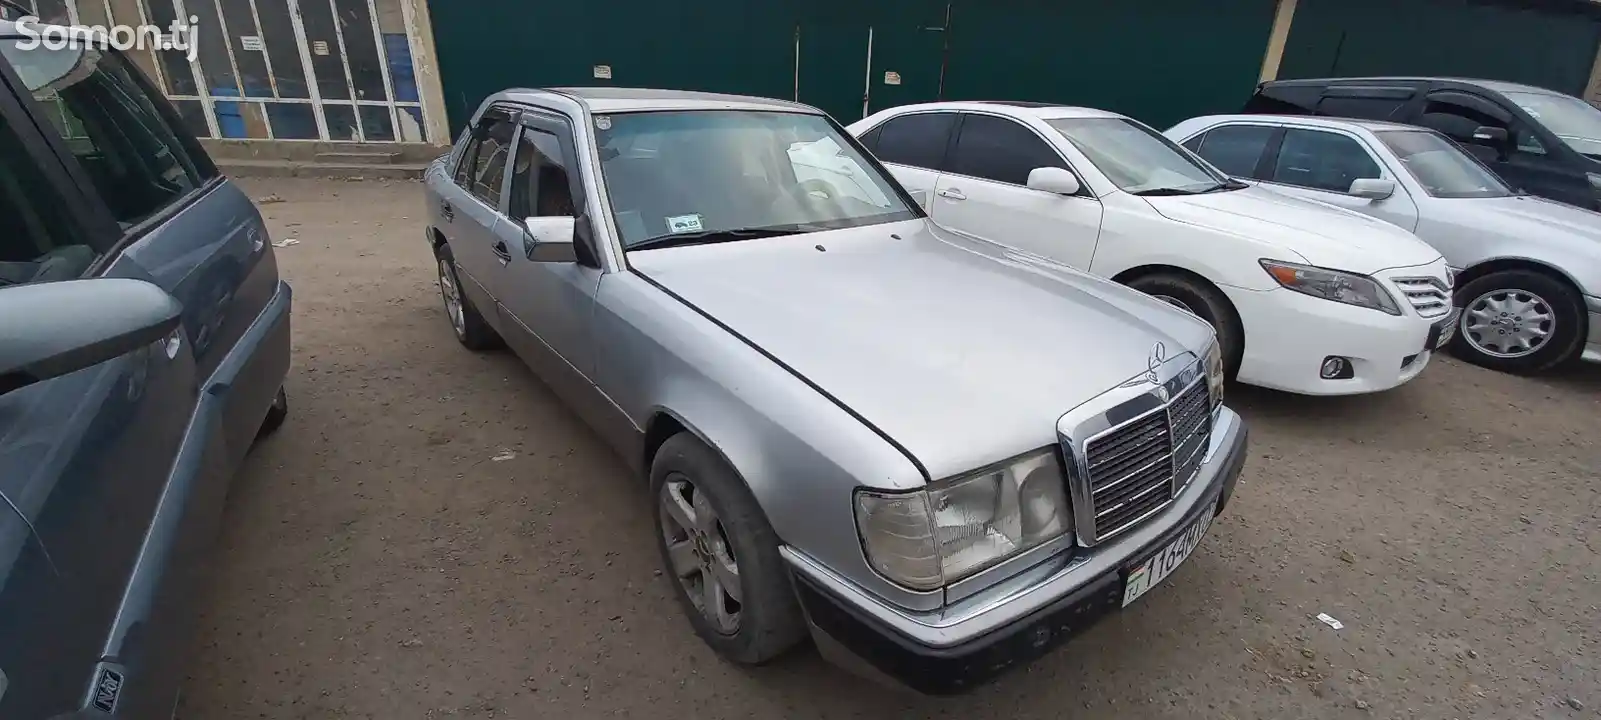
(1125, 273, 1244, 379)
(434, 243, 502, 351)
(257, 386, 288, 439)
(1450, 269, 1585, 374)
(650, 432, 805, 665)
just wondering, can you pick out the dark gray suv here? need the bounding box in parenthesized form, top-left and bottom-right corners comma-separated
(0, 18, 291, 719)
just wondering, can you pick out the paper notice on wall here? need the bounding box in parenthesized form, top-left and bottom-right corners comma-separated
(312, 40, 330, 56)
(593, 64, 613, 80)
(884, 71, 902, 86)
(239, 35, 263, 51)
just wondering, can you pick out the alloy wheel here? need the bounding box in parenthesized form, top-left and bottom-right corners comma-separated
(659, 474, 742, 634)
(437, 258, 466, 339)
(1462, 289, 1553, 359)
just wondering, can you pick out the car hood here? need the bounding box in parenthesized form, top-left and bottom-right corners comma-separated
(1142, 185, 1443, 274)
(628, 219, 1215, 481)
(1457, 194, 1601, 244)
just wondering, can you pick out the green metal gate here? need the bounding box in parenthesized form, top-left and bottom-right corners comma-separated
(1278, 0, 1601, 96)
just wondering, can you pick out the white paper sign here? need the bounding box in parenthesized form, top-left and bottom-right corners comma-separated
(665, 214, 704, 233)
(884, 71, 901, 86)
(239, 35, 263, 51)
(593, 64, 613, 80)
(312, 40, 330, 56)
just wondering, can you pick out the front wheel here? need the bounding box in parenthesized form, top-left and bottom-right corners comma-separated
(1450, 269, 1585, 374)
(650, 433, 805, 665)
(1124, 273, 1244, 380)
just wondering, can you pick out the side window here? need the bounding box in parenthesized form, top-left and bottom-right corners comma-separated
(0, 113, 99, 286)
(1193, 125, 1276, 178)
(1181, 134, 1204, 153)
(1316, 96, 1406, 120)
(1, 41, 212, 227)
(462, 115, 516, 207)
(452, 129, 481, 186)
(948, 113, 1067, 186)
(1417, 94, 1507, 144)
(1271, 129, 1381, 193)
(857, 125, 883, 153)
(873, 112, 957, 170)
(508, 124, 579, 221)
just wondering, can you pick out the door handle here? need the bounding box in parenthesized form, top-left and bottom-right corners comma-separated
(937, 188, 967, 201)
(491, 240, 512, 264)
(440, 201, 455, 222)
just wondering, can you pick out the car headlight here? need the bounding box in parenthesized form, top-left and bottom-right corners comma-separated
(854, 449, 1070, 590)
(1203, 336, 1225, 408)
(1259, 259, 1400, 315)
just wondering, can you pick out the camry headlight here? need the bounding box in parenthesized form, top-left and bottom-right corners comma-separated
(1259, 259, 1400, 315)
(854, 449, 1070, 590)
(1203, 336, 1225, 408)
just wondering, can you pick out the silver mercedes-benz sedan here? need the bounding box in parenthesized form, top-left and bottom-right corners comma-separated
(422, 87, 1250, 694)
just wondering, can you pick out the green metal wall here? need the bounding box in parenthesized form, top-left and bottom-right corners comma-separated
(428, 0, 1278, 134)
(1278, 0, 1601, 96)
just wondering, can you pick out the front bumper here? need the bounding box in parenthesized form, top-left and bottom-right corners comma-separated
(785, 408, 1249, 695)
(1583, 295, 1601, 364)
(1224, 283, 1448, 395)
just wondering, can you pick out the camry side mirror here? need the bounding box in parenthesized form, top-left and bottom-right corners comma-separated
(0, 278, 182, 395)
(522, 216, 578, 263)
(1348, 177, 1395, 200)
(1026, 167, 1081, 195)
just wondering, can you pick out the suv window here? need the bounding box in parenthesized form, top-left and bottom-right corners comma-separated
(509, 124, 578, 220)
(1271, 128, 1381, 193)
(0, 113, 98, 286)
(1, 41, 211, 227)
(872, 112, 955, 170)
(1192, 125, 1275, 177)
(949, 113, 1066, 186)
(456, 114, 516, 207)
(1317, 96, 1405, 120)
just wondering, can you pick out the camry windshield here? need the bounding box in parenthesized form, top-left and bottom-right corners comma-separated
(1502, 90, 1601, 158)
(1376, 130, 1512, 199)
(595, 110, 916, 249)
(1045, 117, 1232, 195)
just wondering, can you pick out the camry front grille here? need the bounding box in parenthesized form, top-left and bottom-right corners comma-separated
(1393, 276, 1452, 318)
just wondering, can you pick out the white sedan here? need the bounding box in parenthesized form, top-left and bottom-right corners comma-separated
(846, 102, 1456, 396)
(1167, 114, 1601, 375)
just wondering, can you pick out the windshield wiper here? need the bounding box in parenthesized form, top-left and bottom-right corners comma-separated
(1130, 187, 1204, 196)
(628, 225, 814, 252)
(1202, 178, 1250, 192)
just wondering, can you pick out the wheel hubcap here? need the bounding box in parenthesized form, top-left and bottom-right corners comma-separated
(1462, 289, 1553, 359)
(659, 475, 741, 634)
(437, 258, 466, 338)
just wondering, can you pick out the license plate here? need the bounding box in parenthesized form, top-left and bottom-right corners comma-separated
(1121, 510, 1213, 607)
(1425, 308, 1462, 351)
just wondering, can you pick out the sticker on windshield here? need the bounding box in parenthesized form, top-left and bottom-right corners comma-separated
(665, 214, 704, 233)
(595, 115, 612, 131)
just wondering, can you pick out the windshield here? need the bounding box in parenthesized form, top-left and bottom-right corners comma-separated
(1376, 130, 1512, 199)
(1045, 117, 1228, 194)
(594, 110, 916, 249)
(1502, 90, 1601, 157)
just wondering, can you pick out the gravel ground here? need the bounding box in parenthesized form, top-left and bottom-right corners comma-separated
(180, 177, 1600, 720)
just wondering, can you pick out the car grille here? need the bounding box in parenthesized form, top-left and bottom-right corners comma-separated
(1392, 276, 1452, 318)
(1082, 379, 1212, 542)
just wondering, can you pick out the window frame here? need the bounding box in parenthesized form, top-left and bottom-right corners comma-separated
(1258, 125, 1392, 196)
(0, 35, 223, 269)
(511, 110, 588, 223)
(861, 109, 959, 172)
(1187, 122, 1283, 180)
(453, 104, 519, 202)
(946, 111, 1089, 196)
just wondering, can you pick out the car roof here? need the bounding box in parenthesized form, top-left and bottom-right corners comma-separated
(494, 87, 820, 115)
(1262, 75, 1562, 97)
(1189, 113, 1425, 134)
(880, 100, 1128, 121)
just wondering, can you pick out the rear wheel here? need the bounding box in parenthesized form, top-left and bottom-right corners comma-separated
(434, 243, 502, 351)
(1450, 269, 1584, 374)
(257, 386, 288, 439)
(650, 433, 805, 665)
(1125, 272, 1244, 379)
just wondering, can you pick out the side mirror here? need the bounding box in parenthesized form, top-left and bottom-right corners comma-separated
(1348, 177, 1395, 200)
(522, 216, 578, 263)
(0, 278, 182, 395)
(1026, 167, 1081, 195)
(1470, 126, 1509, 147)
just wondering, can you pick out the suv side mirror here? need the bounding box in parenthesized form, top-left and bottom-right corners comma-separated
(522, 216, 578, 263)
(1026, 167, 1081, 195)
(1348, 177, 1395, 200)
(1471, 126, 1509, 146)
(0, 278, 182, 395)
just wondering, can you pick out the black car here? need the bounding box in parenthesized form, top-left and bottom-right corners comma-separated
(1246, 77, 1601, 211)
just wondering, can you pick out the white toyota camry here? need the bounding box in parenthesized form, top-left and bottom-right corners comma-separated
(843, 101, 1456, 396)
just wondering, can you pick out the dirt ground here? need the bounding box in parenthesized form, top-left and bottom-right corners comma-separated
(179, 177, 1600, 720)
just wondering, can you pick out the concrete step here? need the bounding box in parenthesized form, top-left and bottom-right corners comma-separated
(219, 158, 428, 180)
(315, 150, 402, 165)
(201, 138, 447, 166)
